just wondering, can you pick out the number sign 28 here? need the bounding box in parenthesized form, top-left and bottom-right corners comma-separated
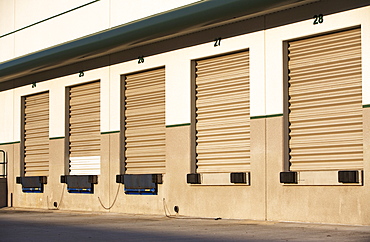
(313, 14, 324, 25)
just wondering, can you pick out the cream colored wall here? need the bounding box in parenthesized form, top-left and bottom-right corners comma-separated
(163, 124, 266, 220)
(266, 115, 370, 225)
(1, 3, 370, 225)
(0, 0, 199, 63)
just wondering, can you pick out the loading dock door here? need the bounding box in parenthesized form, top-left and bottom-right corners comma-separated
(24, 92, 49, 176)
(288, 28, 363, 171)
(195, 51, 250, 173)
(124, 68, 166, 174)
(69, 81, 101, 175)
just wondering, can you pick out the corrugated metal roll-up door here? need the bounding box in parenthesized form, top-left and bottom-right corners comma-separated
(195, 51, 250, 173)
(288, 28, 363, 171)
(24, 92, 49, 176)
(124, 68, 166, 174)
(69, 81, 100, 175)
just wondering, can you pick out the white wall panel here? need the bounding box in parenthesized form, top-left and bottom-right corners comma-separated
(361, 11, 370, 106)
(108, 66, 121, 132)
(110, 0, 200, 28)
(0, 0, 15, 63)
(13, 0, 109, 60)
(248, 32, 265, 117)
(165, 58, 191, 125)
(13, 0, 92, 29)
(264, 37, 283, 115)
(1, 0, 200, 62)
(49, 80, 66, 139)
(0, 90, 14, 143)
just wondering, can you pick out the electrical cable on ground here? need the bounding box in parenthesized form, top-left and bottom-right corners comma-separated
(56, 183, 66, 210)
(98, 184, 121, 210)
(162, 198, 174, 218)
(48, 183, 66, 210)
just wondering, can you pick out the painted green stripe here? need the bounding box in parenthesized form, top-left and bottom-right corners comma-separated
(101, 131, 120, 135)
(49, 137, 65, 140)
(363, 104, 370, 108)
(250, 114, 283, 120)
(0, 141, 20, 145)
(166, 123, 191, 128)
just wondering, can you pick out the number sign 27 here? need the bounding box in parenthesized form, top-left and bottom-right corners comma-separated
(313, 14, 324, 25)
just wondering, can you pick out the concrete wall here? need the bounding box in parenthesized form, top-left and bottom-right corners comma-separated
(0, 1, 370, 225)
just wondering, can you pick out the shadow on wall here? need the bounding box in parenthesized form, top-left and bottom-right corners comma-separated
(0, 178, 7, 208)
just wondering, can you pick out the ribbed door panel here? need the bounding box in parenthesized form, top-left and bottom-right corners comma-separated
(124, 68, 166, 174)
(69, 81, 100, 175)
(288, 28, 363, 171)
(24, 92, 49, 176)
(195, 51, 250, 173)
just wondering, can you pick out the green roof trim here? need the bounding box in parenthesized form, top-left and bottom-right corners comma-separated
(250, 114, 283, 119)
(166, 123, 191, 128)
(0, 141, 21, 145)
(49, 137, 65, 140)
(363, 104, 370, 108)
(0, 0, 303, 82)
(101, 131, 120, 135)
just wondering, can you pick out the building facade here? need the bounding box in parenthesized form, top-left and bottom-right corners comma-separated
(1, 0, 370, 225)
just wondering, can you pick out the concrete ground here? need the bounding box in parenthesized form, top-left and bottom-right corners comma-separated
(0, 208, 370, 241)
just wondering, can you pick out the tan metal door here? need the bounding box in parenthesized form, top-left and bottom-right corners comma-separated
(288, 28, 363, 171)
(24, 92, 49, 176)
(124, 68, 166, 174)
(69, 81, 100, 175)
(195, 51, 250, 173)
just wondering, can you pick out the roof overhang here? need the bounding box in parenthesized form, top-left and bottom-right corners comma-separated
(0, 0, 314, 83)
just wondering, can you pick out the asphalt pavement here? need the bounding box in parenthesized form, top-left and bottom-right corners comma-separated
(0, 208, 370, 241)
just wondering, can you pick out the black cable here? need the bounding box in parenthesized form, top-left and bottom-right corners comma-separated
(98, 184, 121, 210)
(1, 0, 101, 39)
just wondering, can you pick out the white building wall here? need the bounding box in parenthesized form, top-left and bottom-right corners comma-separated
(1, 5, 370, 139)
(1, 1, 370, 225)
(0, 0, 200, 63)
(0, 0, 15, 63)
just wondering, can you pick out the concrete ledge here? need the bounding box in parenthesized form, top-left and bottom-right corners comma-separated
(283, 170, 363, 186)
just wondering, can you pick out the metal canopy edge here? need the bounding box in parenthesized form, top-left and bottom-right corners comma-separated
(0, 0, 307, 82)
